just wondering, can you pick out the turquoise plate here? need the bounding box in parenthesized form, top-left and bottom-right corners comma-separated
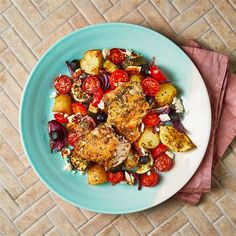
(20, 23, 211, 214)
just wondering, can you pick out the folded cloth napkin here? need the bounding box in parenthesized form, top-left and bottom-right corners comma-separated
(174, 40, 236, 205)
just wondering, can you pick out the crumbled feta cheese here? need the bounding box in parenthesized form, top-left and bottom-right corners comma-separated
(50, 91, 57, 98)
(140, 146, 146, 155)
(63, 163, 72, 171)
(125, 49, 133, 57)
(140, 123, 145, 133)
(172, 97, 184, 113)
(72, 170, 77, 175)
(159, 114, 171, 122)
(147, 171, 151, 176)
(102, 49, 110, 59)
(125, 171, 135, 185)
(165, 151, 175, 159)
(67, 115, 75, 123)
(98, 100, 105, 110)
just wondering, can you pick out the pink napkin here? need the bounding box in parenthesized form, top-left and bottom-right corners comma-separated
(174, 40, 236, 205)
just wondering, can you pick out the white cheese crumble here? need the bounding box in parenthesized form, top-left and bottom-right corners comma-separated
(147, 171, 151, 176)
(172, 97, 184, 113)
(140, 123, 145, 133)
(102, 49, 110, 59)
(61, 148, 71, 158)
(159, 114, 171, 122)
(67, 114, 75, 123)
(63, 163, 72, 171)
(50, 91, 57, 99)
(98, 100, 105, 110)
(165, 151, 175, 159)
(140, 146, 146, 155)
(125, 49, 133, 57)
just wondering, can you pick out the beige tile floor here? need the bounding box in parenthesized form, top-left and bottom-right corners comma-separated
(0, 0, 236, 235)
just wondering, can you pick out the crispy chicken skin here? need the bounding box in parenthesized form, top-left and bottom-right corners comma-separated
(73, 124, 131, 169)
(102, 81, 149, 143)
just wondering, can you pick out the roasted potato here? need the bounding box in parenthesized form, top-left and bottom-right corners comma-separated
(138, 127, 160, 149)
(123, 150, 138, 170)
(155, 83, 177, 106)
(87, 164, 108, 185)
(130, 74, 143, 82)
(80, 50, 103, 75)
(52, 94, 72, 115)
(159, 126, 196, 152)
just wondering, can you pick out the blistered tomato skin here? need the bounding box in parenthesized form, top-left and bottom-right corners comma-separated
(143, 112, 160, 127)
(109, 69, 129, 89)
(82, 76, 101, 94)
(141, 78, 160, 97)
(149, 65, 167, 82)
(71, 102, 87, 115)
(154, 153, 173, 172)
(54, 75, 72, 94)
(108, 48, 125, 64)
(108, 171, 124, 185)
(54, 113, 68, 124)
(140, 170, 159, 187)
(151, 144, 168, 158)
(92, 88, 104, 107)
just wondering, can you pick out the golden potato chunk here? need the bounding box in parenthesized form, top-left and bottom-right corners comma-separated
(138, 127, 160, 149)
(155, 83, 177, 106)
(52, 94, 72, 115)
(87, 165, 108, 185)
(159, 126, 196, 152)
(80, 50, 103, 75)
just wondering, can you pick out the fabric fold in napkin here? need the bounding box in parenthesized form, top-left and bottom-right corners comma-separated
(174, 40, 236, 205)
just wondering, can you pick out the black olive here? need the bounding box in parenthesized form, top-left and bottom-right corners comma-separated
(49, 131, 61, 141)
(146, 96, 154, 105)
(141, 64, 149, 75)
(138, 155, 150, 165)
(70, 59, 80, 72)
(96, 112, 107, 123)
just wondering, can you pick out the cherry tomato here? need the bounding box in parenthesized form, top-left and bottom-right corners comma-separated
(154, 153, 173, 172)
(105, 88, 113, 93)
(109, 69, 129, 89)
(149, 65, 167, 82)
(68, 131, 79, 146)
(71, 102, 87, 115)
(151, 144, 168, 158)
(108, 48, 125, 64)
(92, 88, 104, 107)
(143, 112, 160, 127)
(141, 78, 160, 96)
(140, 170, 159, 187)
(108, 171, 124, 185)
(54, 113, 68, 124)
(82, 76, 100, 94)
(54, 75, 72, 94)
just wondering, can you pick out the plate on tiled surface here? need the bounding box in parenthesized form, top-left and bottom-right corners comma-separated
(20, 23, 211, 214)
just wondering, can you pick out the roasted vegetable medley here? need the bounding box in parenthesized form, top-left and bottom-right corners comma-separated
(48, 48, 195, 189)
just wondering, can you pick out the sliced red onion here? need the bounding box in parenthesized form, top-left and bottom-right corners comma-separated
(130, 173, 141, 190)
(99, 73, 110, 91)
(152, 105, 170, 114)
(172, 119, 186, 133)
(48, 120, 68, 152)
(66, 61, 75, 76)
(81, 115, 96, 129)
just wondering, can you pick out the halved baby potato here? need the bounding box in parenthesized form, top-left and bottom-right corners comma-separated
(138, 127, 160, 149)
(87, 164, 108, 185)
(52, 94, 72, 115)
(155, 83, 177, 106)
(80, 50, 103, 75)
(159, 126, 195, 152)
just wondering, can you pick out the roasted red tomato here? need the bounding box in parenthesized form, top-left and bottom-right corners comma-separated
(141, 78, 160, 96)
(54, 113, 68, 124)
(92, 88, 104, 107)
(154, 153, 173, 172)
(68, 131, 79, 146)
(82, 76, 100, 94)
(140, 170, 159, 187)
(143, 112, 160, 127)
(71, 102, 87, 115)
(149, 65, 167, 82)
(54, 75, 72, 94)
(108, 48, 125, 64)
(151, 144, 168, 158)
(108, 171, 124, 185)
(109, 69, 129, 89)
